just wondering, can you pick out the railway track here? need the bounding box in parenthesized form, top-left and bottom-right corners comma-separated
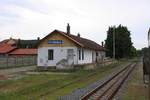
(80, 63, 137, 100)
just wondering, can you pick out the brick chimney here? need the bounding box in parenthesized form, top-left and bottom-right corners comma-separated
(37, 37, 40, 40)
(67, 23, 70, 34)
(77, 33, 80, 37)
(101, 41, 104, 47)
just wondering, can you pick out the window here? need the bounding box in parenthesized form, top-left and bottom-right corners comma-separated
(82, 49, 84, 60)
(78, 49, 84, 60)
(48, 49, 53, 60)
(96, 52, 98, 56)
(78, 49, 81, 60)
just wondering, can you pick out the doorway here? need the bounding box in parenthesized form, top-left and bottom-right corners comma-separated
(67, 49, 74, 65)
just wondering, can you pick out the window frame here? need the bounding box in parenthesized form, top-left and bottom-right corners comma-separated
(78, 49, 81, 60)
(82, 49, 84, 60)
(48, 49, 54, 60)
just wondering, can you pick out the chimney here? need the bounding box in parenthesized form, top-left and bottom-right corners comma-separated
(37, 37, 40, 40)
(18, 38, 20, 41)
(101, 41, 104, 47)
(67, 23, 70, 34)
(77, 33, 80, 37)
(10, 37, 12, 40)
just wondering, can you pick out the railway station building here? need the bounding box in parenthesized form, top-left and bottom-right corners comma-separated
(37, 24, 106, 69)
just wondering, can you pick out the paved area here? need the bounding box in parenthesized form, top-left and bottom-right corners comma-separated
(0, 66, 36, 80)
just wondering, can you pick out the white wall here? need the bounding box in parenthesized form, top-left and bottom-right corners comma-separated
(77, 49, 95, 64)
(38, 47, 77, 67)
(97, 51, 106, 60)
(92, 51, 97, 62)
(38, 47, 106, 67)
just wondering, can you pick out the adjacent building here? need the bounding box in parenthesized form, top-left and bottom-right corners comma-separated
(0, 37, 39, 56)
(0, 44, 16, 56)
(9, 48, 37, 57)
(37, 24, 106, 69)
(0, 37, 40, 48)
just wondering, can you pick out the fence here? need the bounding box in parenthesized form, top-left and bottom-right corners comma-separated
(0, 56, 37, 69)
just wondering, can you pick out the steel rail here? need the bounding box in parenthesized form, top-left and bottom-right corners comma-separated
(80, 63, 137, 100)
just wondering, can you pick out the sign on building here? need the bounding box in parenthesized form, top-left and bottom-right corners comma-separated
(48, 40, 64, 44)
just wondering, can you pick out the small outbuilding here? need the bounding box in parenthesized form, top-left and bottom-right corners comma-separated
(9, 48, 37, 57)
(0, 44, 16, 56)
(37, 24, 106, 69)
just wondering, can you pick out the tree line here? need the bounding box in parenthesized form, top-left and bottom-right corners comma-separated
(105, 25, 137, 59)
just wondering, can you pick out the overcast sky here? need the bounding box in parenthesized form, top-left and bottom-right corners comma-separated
(0, 0, 150, 49)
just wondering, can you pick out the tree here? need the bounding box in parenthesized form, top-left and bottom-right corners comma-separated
(129, 46, 138, 57)
(105, 27, 114, 58)
(105, 25, 134, 59)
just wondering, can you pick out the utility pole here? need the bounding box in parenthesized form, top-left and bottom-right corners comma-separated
(148, 28, 150, 100)
(113, 26, 115, 60)
(148, 28, 150, 47)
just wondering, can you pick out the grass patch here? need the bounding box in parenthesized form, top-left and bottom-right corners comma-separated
(43, 62, 127, 100)
(0, 61, 128, 100)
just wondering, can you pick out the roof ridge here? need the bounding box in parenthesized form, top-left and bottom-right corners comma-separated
(38, 29, 105, 51)
(55, 29, 102, 47)
(56, 30, 90, 40)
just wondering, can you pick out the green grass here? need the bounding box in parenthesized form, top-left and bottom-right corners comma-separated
(0, 74, 70, 100)
(43, 62, 127, 100)
(0, 61, 128, 100)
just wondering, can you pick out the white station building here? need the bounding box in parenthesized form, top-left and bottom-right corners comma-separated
(37, 24, 106, 69)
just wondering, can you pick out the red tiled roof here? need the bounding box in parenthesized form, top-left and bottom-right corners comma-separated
(0, 44, 16, 54)
(0, 39, 9, 44)
(0, 38, 18, 45)
(39, 30, 105, 51)
(9, 49, 37, 55)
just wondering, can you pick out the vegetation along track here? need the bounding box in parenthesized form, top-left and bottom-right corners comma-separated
(80, 62, 137, 100)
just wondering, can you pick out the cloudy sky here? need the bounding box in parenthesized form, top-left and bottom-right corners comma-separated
(0, 0, 150, 49)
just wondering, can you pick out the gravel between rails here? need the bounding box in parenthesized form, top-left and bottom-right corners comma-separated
(59, 62, 132, 100)
(114, 61, 148, 100)
(112, 63, 138, 100)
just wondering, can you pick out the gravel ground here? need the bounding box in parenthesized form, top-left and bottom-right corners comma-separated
(59, 63, 131, 100)
(112, 63, 138, 100)
(0, 66, 36, 80)
(114, 61, 149, 100)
